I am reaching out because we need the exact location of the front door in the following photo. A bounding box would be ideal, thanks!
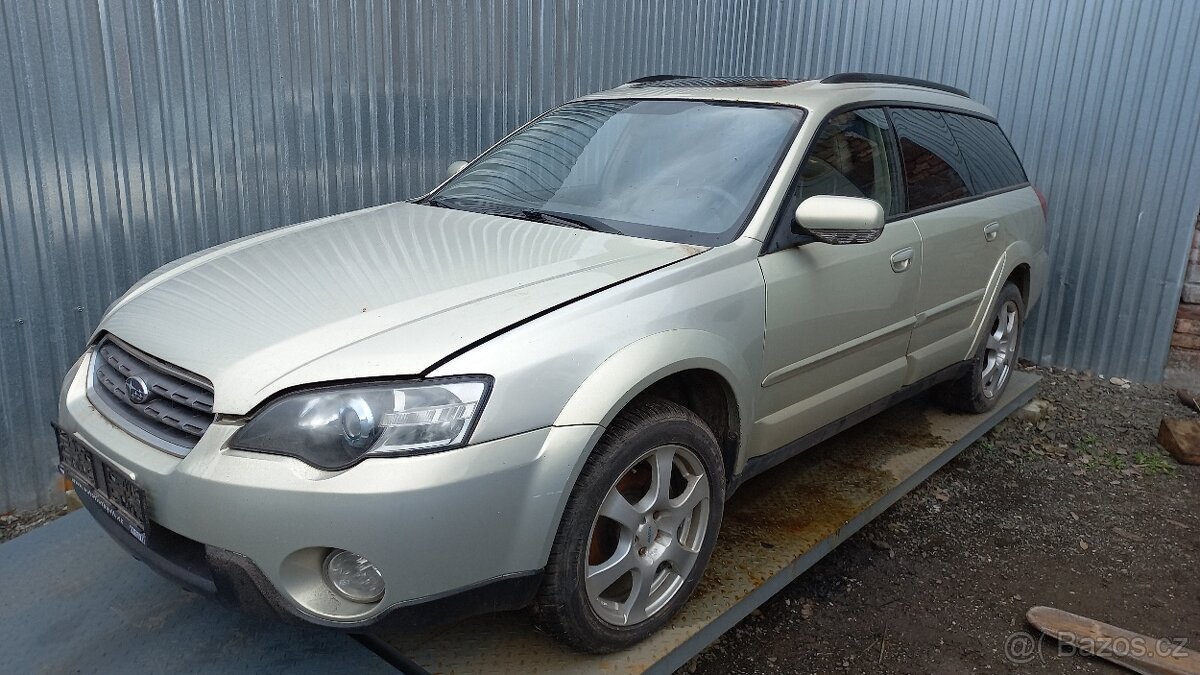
[751,108,922,458]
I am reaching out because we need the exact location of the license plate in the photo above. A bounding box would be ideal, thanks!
[52,423,148,544]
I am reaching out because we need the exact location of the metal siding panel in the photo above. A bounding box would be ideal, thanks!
[2,0,1200,509]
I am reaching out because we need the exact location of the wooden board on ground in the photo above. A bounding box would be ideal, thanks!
[1027,606,1199,675]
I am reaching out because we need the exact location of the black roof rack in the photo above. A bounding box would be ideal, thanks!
[625,74,693,85]
[622,75,799,89]
[821,72,970,98]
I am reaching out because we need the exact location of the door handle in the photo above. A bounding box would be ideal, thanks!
[983,221,1000,242]
[890,247,914,273]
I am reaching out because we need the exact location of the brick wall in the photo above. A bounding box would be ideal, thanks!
[1173,217,1200,350]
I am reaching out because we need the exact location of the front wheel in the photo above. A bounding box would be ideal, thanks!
[938,282,1025,413]
[533,398,725,653]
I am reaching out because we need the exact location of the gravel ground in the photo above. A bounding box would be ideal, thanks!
[685,365,1199,674]
[0,501,73,544]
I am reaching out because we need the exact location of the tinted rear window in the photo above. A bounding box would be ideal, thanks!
[889,108,972,211]
[944,113,1028,193]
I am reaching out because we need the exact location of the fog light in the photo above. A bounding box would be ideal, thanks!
[323,549,385,603]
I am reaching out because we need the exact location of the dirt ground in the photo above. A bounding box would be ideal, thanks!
[686,365,1200,674]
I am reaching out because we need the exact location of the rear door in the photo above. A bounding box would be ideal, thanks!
[889,107,1000,382]
[751,107,922,457]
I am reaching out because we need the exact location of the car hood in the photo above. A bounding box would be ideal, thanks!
[97,202,703,414]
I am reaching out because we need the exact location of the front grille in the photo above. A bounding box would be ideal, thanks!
[87,336,215,455]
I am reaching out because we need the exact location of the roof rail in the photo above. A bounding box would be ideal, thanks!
[821,72,970,98]
[624,74,694,85]
[622,75,800,89]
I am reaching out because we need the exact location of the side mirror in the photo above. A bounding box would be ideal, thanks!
[792,195,885,245]
[447,160,469,179]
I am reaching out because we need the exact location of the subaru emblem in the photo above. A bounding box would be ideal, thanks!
[126,376,151,404]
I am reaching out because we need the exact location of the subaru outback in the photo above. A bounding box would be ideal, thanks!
[55,73,1047,653]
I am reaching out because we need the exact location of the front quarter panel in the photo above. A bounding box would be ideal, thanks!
[428,241,766,466]
[550,330,752,435]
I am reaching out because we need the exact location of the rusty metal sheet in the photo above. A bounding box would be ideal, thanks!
[373,372,1039,674]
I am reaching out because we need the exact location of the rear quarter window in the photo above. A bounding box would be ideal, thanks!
[889,108,972,211]
[943,113,1029,193]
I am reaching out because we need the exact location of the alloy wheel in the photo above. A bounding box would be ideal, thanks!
[981,299,1019,398]
[585,444,711,626]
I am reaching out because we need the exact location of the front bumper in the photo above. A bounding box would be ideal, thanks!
[75,487,543,631]
[58,352,601,628]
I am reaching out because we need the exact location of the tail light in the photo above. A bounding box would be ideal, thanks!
[1034,186,1049,220]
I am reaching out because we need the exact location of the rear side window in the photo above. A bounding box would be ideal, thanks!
[943,113,1028,193]
[889,108,972,211]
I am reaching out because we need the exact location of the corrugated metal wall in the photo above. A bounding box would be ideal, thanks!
[2,0,1199,510]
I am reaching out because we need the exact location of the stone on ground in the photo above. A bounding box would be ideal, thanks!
[1013,399,1052,424]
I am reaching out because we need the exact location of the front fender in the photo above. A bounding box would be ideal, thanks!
[552,329,757,471]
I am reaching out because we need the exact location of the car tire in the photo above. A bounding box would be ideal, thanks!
[938,282,1025,414]
[533,397,725,653]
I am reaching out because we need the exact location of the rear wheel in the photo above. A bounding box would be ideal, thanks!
[938,282,1025,413]
[533,398,725,653]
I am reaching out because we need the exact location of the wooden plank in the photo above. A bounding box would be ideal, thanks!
[1027,606,1200,675]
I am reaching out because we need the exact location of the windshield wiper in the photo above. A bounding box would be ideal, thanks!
[517,208,617,234]
[422,197,457,209]
[422,198,617,234]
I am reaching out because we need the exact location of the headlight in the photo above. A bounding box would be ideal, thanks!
[229,377,491,470]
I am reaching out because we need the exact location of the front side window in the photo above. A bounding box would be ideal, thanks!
[428,99,805,245]
[792,108,899,216]
[889,108,972,211]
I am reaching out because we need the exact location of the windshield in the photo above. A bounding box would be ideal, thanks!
[426,99,804,245]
